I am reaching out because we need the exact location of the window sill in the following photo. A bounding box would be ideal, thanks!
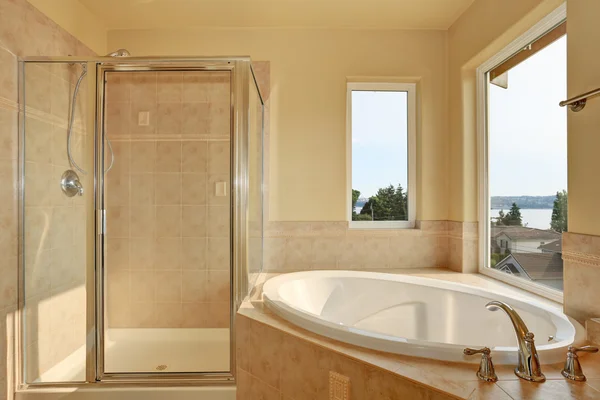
[349,220,416,230]
[479,267,563,304]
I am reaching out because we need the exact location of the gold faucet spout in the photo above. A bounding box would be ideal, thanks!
[485,300,546,382]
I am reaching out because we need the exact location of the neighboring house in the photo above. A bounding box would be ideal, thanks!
[539,239,562,253]
[493,252,564,290]
[491,226,561,255]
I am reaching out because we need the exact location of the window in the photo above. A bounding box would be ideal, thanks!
[346,82,416,228]
[478,6,566,300]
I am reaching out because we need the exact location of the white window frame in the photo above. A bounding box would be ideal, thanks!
[476,4,566,303]
[346,82,417,229]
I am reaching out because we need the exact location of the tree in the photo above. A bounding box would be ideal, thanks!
[359,184,407,221]
[494,209,506,226]
[551,190,568,233]
[352,189,361,217]
[503,202,523,226]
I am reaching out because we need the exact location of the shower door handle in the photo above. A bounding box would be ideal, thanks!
[97,209,106,235]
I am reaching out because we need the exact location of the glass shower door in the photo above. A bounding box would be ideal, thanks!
[21,61,95,383]
[101,67,233,375]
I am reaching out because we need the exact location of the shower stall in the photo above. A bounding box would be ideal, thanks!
[17,56,264,388]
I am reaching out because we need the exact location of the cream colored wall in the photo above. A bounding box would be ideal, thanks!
[561,0,600,323]
[446,0,563,222]
[27,0,107,54]
[108,28,448,222]
[566,0,600,237]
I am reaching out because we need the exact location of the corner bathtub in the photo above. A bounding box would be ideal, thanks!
[262,271,585,365]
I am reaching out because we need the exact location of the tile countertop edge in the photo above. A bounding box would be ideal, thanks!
[238,268,600,400]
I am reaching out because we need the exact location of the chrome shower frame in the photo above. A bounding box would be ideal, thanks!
[16,56,263,389]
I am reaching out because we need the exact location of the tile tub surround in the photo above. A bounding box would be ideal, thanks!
[588,319,600,345]
[263,221,478,272]
[0,0,96,390]
[563,232,600,323]
[237,269,600,400]
[104,70,232,329]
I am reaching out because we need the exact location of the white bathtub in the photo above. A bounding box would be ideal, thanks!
[263,270,585,365]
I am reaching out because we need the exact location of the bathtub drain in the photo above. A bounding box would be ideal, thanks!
[156,365,168,371]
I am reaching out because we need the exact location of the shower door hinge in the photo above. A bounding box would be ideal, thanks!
[97,209,106,235]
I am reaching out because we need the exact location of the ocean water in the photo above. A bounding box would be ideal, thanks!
[491,208,553,230]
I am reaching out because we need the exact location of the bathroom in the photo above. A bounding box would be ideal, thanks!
[1,0,600,398]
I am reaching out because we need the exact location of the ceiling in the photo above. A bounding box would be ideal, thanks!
[78,0,475,31]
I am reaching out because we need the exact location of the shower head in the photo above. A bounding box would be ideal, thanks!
[105,49,131,57]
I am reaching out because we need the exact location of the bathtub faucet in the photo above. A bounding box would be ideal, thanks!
[485,300,546,382]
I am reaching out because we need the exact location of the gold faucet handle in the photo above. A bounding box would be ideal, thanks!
[464,347,498,382]
[562,345,598,381]
[464,347,491,356]
[568,345,599,355]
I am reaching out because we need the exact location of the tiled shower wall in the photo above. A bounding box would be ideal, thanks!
[0,0,95,392]
[104,71,232,329]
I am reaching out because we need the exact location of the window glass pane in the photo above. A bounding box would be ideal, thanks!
[487,34,566,291]
[351,91,408,221]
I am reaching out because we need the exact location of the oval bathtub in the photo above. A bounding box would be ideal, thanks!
[262,270,585,365]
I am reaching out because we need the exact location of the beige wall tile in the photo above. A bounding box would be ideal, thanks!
[208,141,230,173]
[181,303,209,328]
[130,271,156,303]
[157,103,182,135]
[106,72,131,103]
[105,102,130,137]
[157,72,183,103]
[182,237,207,269]
[130,302,156,328]
[156,205,181,237]
[155,270,182,302]
[207,301,230,328]
[130,173,155,206]
[182,173,207,205]
[155,302,183,327]
[155,173,181,205]
[130,237,154,270]
[182,141,207,172]
[236,368,280,400]
[0,47,18,102]
[208,238,230,270]
[182,270,207,303]
[107,238,130,271]
[207,270,230,302]
[154,237,182,270]
[156,141,182,172]
[249,321,283,389]
[182,102,210,135]
[0,108,17,161]
[130,206,156,238]
[182,205,207,237]
[107,206,130,238]
[130,141,156,173]
[207,205,229,238]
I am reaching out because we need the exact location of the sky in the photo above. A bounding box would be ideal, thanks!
[489,36,567,196]
[351,35,567,200]
[351,91,408,198]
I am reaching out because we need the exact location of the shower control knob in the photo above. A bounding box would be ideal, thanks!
[61,169,84,197]
[464,347,498,382]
